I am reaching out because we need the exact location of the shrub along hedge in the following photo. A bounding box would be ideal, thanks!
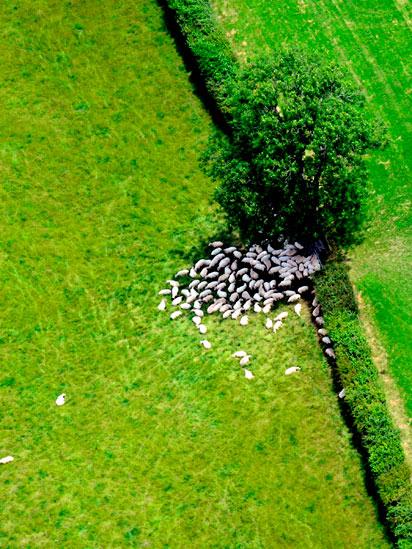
[162,0,237,116]
[162,0,412,545]
[315,258,412,546]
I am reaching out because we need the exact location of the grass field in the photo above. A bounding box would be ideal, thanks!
[211,0,412,419]
[0,0,390,545]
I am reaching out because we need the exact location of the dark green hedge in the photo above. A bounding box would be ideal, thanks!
[162,1,412,545]
[315,259,412,546]
[163,0,237,114]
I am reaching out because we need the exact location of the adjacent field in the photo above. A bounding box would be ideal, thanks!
[212,0,412,418]
[0,0,389,546]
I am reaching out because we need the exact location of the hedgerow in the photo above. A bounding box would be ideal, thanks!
[315,259,412,545]
[162,0,412,544]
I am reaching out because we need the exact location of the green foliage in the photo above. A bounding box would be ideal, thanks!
[204,51,382,246]
[164,0,237,108]
[315,260,412,545]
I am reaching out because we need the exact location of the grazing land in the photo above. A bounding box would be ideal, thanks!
[212,0,412,418]
[0,0,389,546]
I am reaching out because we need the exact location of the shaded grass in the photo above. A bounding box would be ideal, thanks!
[0,0,390,545]
[211,0,412,417]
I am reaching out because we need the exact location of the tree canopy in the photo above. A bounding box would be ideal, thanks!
[203,49,383,247]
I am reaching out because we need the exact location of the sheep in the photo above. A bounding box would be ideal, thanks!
[180,303,192,310]
[297,286,309,294]
[175,268,189,277]
[275,312,288,321]
[318,328,328,336]
[217,290,227,299]
[170,310,182,320]
[273,320,283,332]
[0,456,14,464]
[200,268,208,278]
[325,348,335,359]
[287,294,301,303]
[200,339,212,349]
[206,271,219,279]
[322,337,332,345]
[222,309,233,319]
[338,388,346,399]
[285,366,301,375]
[218,257,231,270]
[232,350,247,358]
[210,253,225,266]
[240,355,251,366]
[189,268,197,278]
[55,393,66,406]
[158,289,171,295]
[194,309,204,317]
[233,300,243,311]
[243,300,252,311]
[167,280,179,287]
[218,273,230,282]
[237,284,247,293]
[203,295,214,303]
[294,303,302,316]
[157,299,167,311]
[209,241,223,248]
[192,316,201,325]
[239,315,249,326]
[198,324,207,334]
[244,369,254,380]
[242,273,251,283]
[262,304,272,314]
[224,246,237,253]
[253,293,263,302]
[294,242,304,250]
[171,286,179,299]
[278,279,291,288]
[229,292,239,303]
[233,250,242,259]
[312,305,320,317]
[172,296,183,306]
[211,247,222,256]
[272,293,284,301]
[315,316,324,326]
[231,260,238,271]
[231,309,242,320]
[265,318,273,329]
[254,303,262,313]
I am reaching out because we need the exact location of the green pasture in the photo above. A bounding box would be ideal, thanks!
[0,0,389,545]
[211,0,412,417]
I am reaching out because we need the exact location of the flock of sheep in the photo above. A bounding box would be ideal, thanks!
[158,240,336,377]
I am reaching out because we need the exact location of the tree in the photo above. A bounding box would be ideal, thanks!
[203,49,383,247]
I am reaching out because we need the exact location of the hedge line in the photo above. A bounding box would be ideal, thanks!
[162,0,238,116]
[315,259,412,546]
[161,0,412,545]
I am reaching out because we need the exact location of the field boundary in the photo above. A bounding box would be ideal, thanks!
[160,0,412,545]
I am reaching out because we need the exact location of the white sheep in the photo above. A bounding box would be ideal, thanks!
[170,310,182,320]
[0,456,14,464]
[157,299,167,311]
[275,312,288,321]
[158,289,171,295]
[176,269,189,277]
[285,366,301,376]
[198,324,207,334]
[239,315,249,326]
[244,368,254,379]
[240,355,251,366]
[232,350,247,358]
[273,320,283,332]
[200,340,211,349]
[55,393,66,406]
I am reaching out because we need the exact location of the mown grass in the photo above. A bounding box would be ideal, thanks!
[0,0,390,545]
[211,0,412,418]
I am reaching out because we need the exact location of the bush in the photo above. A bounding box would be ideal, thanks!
[315,259,412,545]
[203,51,383,247]
[163,0,237,112]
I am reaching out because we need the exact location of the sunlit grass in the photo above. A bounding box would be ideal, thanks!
[0,0,389,545]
